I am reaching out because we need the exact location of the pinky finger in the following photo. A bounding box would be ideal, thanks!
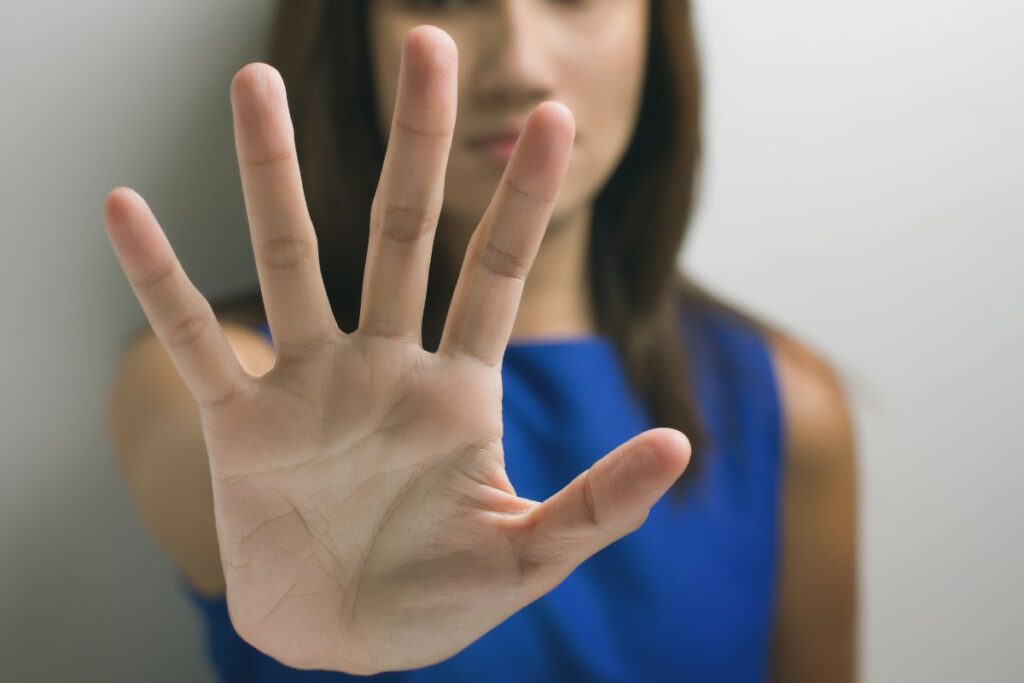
[104,187,252,409]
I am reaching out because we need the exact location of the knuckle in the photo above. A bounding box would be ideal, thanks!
[394,112,451,140]
[371,199,439,244]
[256,233,317,270]
[506,174,555,207]
[580,469,601,528]
[133,258,177,293]
[479,239,531,282]
[161,307,213,351]
[242,146,295,168]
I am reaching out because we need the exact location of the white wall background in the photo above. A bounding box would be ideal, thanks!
[1,1,1021,681]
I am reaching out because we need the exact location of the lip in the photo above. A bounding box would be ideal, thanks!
[469,125,525,145]
[468,123,579,165]
[470,134,520,164]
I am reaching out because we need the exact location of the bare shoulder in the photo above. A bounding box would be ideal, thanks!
[116,320,274,386]
[762,328,858,681]
[107,318,276,597]
[762,328,856,470]
[108,319,275,461]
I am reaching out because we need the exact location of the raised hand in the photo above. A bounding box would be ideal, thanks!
[103,26,690,675]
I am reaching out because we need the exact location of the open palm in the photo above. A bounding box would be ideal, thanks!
[104,26,690,675]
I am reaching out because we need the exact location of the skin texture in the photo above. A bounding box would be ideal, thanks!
[368,0,650,338]
[106,1,857,677]
[104,26,691,674]
[768,332,858,683]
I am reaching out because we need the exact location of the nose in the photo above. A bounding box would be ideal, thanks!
[475,0,557,109]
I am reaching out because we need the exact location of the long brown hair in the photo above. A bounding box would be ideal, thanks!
[210,0,787,494]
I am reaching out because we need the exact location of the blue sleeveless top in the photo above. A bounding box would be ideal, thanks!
[185,303,784,682]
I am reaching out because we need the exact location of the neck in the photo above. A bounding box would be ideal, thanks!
[512,203,595,340]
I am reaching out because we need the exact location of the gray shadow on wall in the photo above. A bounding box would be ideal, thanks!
[2,1,280,680]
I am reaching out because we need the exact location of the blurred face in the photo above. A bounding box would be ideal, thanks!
[368,0,650,247]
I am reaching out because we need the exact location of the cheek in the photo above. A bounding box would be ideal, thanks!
[562,37,647,199]
[374,7,647,221]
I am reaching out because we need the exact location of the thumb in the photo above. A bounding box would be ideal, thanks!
[518,428,691,582]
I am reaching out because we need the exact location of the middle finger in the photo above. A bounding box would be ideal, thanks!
[359,26,458,344]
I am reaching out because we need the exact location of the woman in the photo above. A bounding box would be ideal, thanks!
[105,1,856,680]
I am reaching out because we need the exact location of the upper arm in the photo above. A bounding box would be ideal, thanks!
[765,330,858,683]
[107,321,275,596]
